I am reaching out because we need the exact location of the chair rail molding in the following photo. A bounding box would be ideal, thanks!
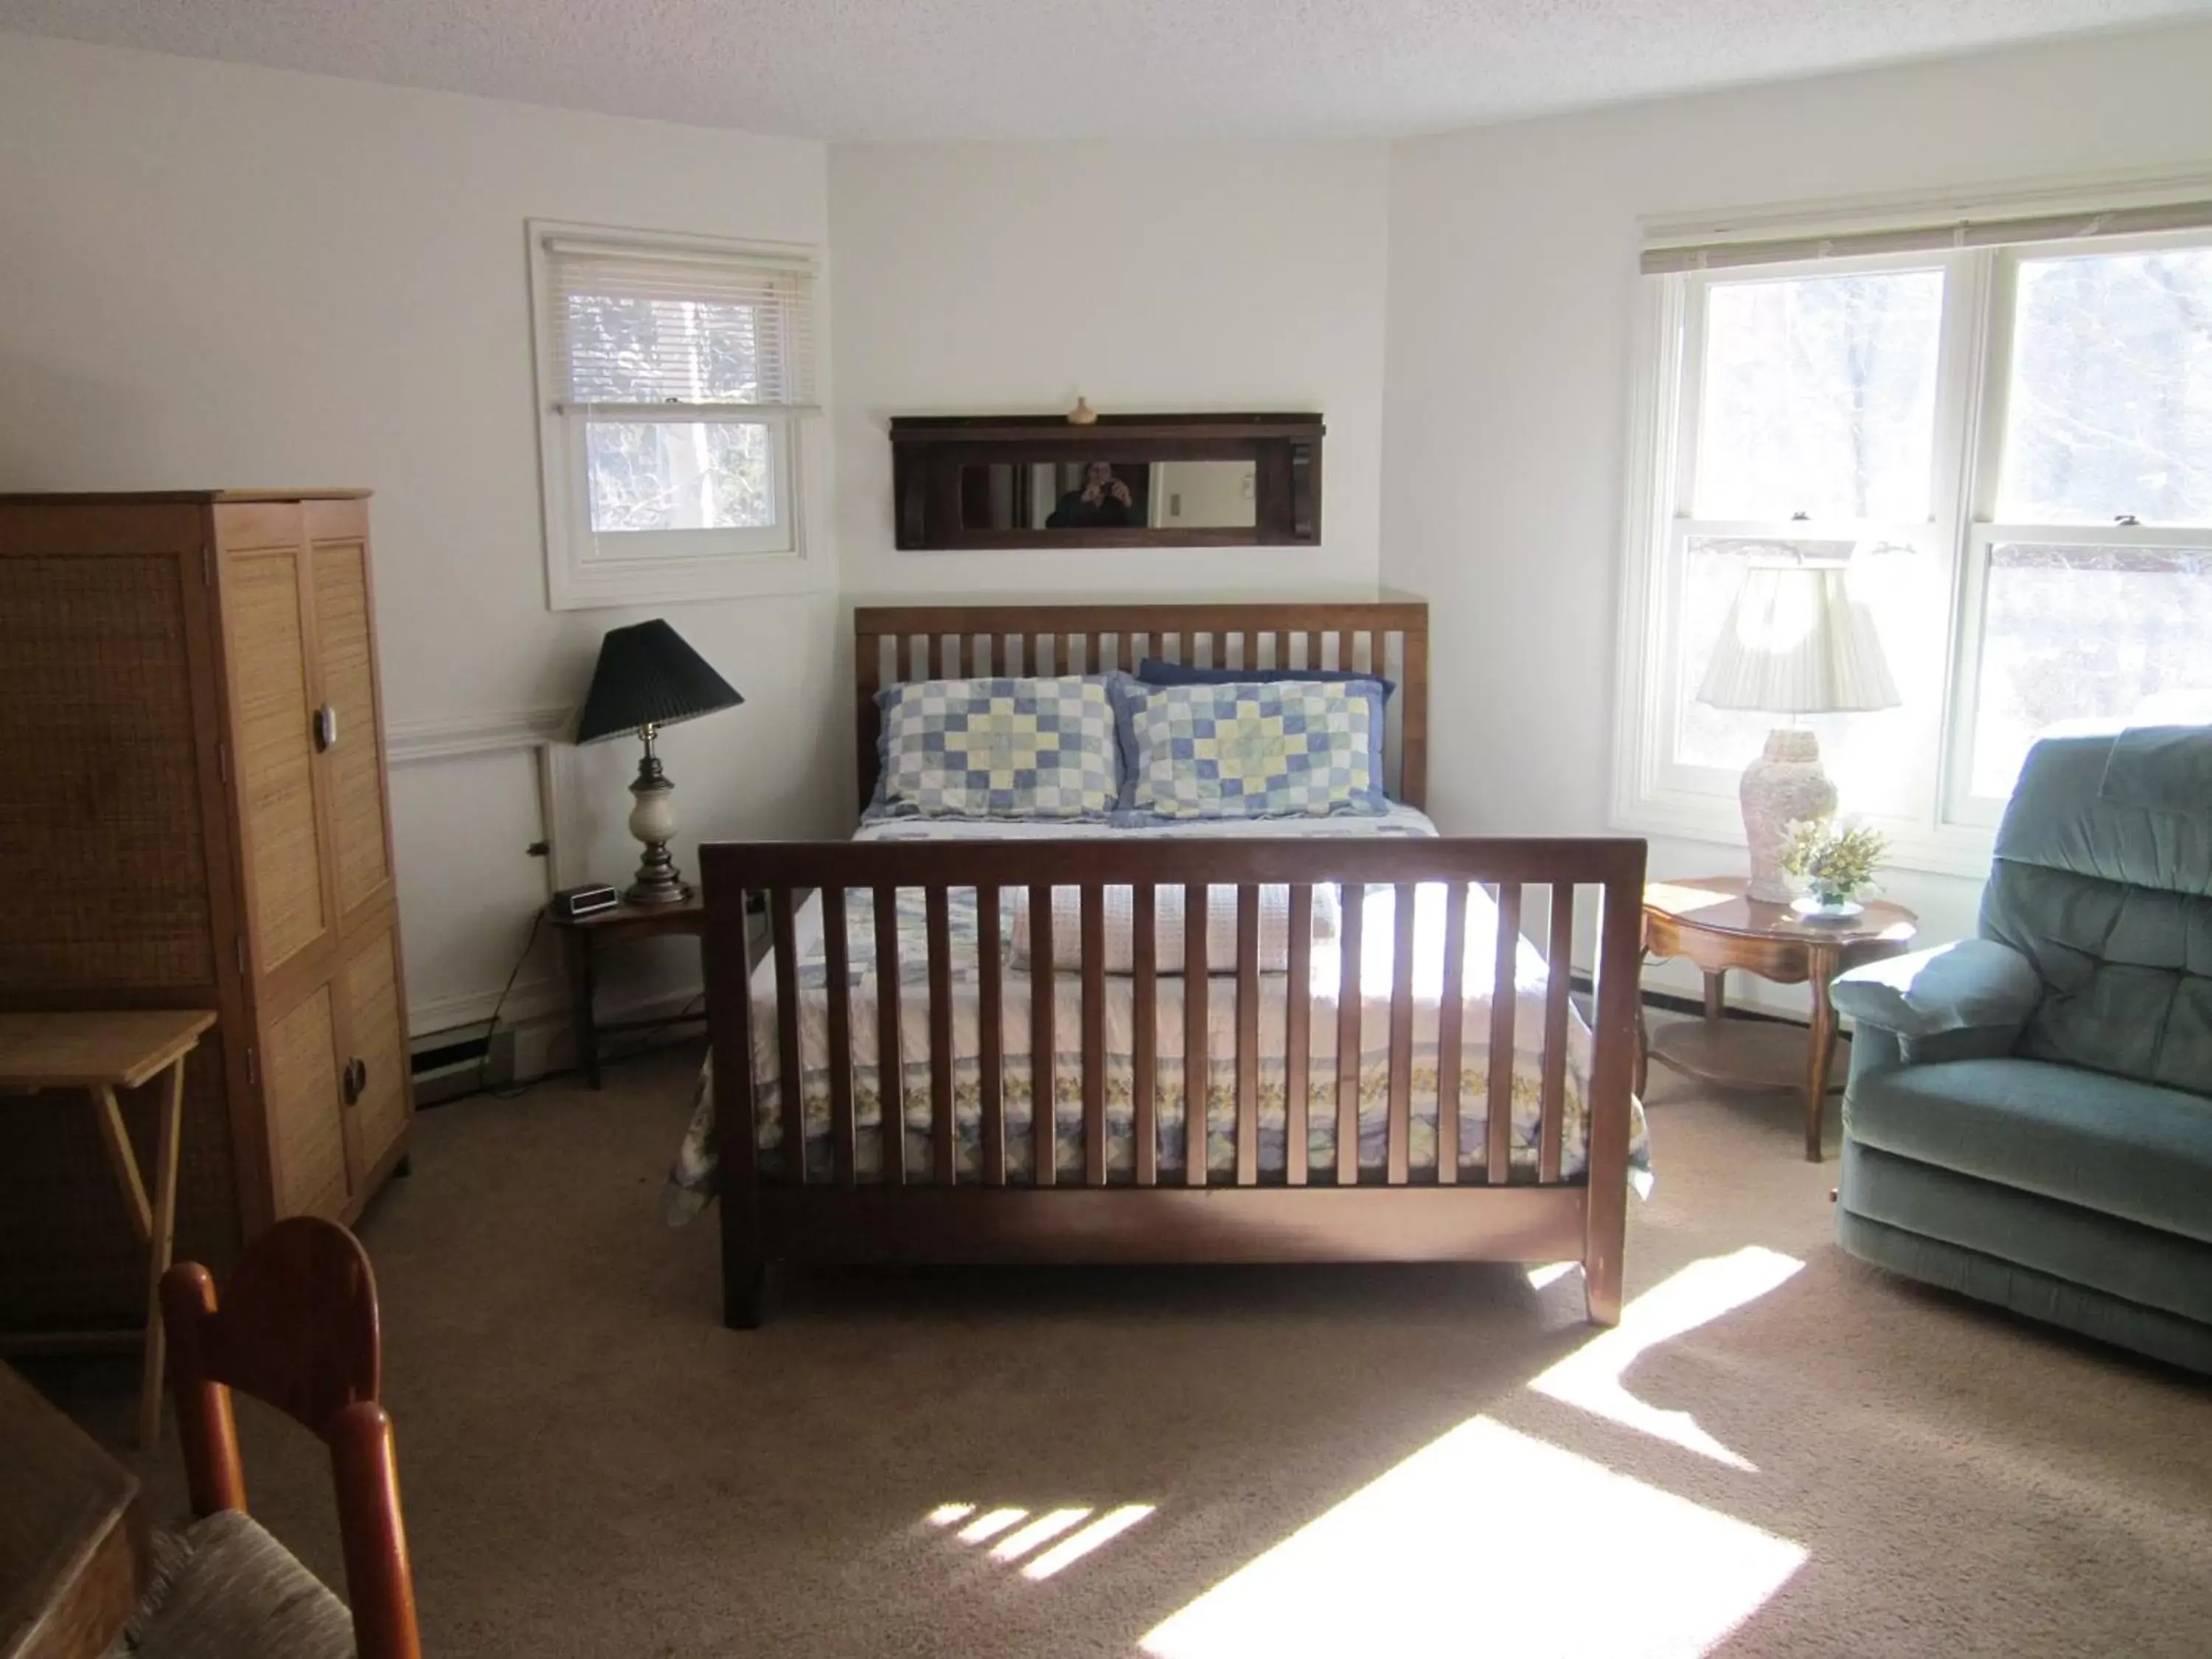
[385,705,574,764]
[386,705,585,1036]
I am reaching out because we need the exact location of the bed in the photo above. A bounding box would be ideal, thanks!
[684,603,1647,1328]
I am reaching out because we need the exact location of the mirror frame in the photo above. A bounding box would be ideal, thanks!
[889,412,1323,550]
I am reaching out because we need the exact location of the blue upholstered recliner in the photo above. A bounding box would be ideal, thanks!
[1832,725,2212,1374]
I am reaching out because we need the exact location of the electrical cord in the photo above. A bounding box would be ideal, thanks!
[473,908,543,1099]
[425,911,709,1107]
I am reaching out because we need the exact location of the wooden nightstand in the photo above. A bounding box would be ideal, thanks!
[1641,877,1917,1161]
[547,895,708,1091]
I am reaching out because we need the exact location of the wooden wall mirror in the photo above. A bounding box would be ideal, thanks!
[890,413,1323,550]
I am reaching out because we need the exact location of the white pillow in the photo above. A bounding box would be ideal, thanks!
[1007,883,1340,975]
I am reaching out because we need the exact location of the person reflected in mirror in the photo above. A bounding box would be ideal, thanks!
[1046,461,1135,528]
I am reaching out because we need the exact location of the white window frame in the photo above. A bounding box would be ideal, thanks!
[527,220,826,611]
[1613,197,2212,880]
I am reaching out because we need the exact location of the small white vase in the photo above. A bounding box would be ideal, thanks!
[1740,728,1836,904]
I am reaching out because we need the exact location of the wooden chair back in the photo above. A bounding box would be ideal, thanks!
[161,1217,421,1659]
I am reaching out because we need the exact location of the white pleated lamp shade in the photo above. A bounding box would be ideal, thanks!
[1697,566,1901,714]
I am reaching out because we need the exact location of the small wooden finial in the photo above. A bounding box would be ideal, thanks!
[1067,397,1097,425]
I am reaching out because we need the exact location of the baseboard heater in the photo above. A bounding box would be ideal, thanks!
[409,1024,521,1107]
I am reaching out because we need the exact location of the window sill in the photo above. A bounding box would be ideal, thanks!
[546,547,830,612]
[1610,790,1997,882]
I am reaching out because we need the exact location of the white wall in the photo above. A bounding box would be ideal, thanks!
[14,24,2212,1034]
[0,34,844,1034]
[830,140,1391,611]
[1381,22,2212,1003]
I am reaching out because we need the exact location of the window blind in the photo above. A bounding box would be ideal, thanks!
[543,236,818,412]
[1641,196,2212,276]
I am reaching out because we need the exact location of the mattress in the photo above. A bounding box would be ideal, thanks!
[662,808,1650,1222]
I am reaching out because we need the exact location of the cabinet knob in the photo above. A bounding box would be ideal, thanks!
[343,1056,367,1104]
[313,704,338,751]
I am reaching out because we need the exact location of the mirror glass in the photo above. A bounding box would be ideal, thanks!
[957,460,1257,531]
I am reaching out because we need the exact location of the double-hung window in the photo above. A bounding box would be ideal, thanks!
[1615,184,2212,873]
[530,223,821,610]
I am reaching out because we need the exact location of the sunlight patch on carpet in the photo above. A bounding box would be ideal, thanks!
[918,1500,1156,1582]
[990,1507,1094,1562]
[1023,1505,1156,1580]
[1139,1419,1802,1658]
[956,1506,1029,1544]
[1529,1245,1804,1471]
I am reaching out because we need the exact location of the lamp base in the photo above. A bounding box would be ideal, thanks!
[1740,728,1836,904]
[625,754,692,906]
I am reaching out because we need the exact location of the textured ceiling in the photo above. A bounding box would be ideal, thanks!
[2,0,2208,141]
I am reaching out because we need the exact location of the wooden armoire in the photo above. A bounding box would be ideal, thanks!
[0,491,412,1329]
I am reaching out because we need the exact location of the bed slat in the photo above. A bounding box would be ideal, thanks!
[874,886,905,1186]
[1336,883,1363,1186]
[1400,627,1430,810]
[926,886,956,1186]
[1184,883,1208,1188]
[1082,883,1107,1186]
[1235,884,1260,1186]
[771,888,805,1186]
[855,638,885,815]
[1285,883,1312,1186]
[1305,630,1323,672]
[1436,882,1467,1186]
[978,884,1006,1186]
[1031,883,1056,1186]
[1541,883,1575,1186]
[1133,885,1158,1186]
[821,887,856,1186]
[927,633,945,680]
[1387,883,1416,1186]
[1487,883,1522,1184]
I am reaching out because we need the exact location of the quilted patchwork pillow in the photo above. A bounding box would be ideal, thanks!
[1114,678,1388,818]
[877,676,1119,818]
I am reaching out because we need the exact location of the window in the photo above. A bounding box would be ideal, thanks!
[529,223,821,610]
[1616,188,2212,874]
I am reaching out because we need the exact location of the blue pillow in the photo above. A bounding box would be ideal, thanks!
[1113,678,1388,818]
[874,675,1120,818]
[1135,658,1396,700]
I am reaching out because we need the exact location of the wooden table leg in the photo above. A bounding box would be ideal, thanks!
[91,1085,153,1244]
[1633,1000,1649,1099]
[139,1058,187,1448]
[563,928,602,1091]
[1804,948,1842,1163]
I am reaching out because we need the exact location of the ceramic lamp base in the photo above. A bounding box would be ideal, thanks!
[1740,728,1836,904]
[625,757,691,905]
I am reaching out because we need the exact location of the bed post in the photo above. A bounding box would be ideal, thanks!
[1582,844,1648,1326]
[703,848,769,1329]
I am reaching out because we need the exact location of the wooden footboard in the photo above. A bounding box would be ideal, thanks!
[701,835,1646,1329]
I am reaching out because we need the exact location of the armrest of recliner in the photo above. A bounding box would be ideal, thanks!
[1831,938,2039,1067]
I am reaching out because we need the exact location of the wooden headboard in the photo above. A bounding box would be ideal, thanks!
[853,602,1429,811]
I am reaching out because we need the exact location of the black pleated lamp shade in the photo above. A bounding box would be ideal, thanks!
[574,620,744,743]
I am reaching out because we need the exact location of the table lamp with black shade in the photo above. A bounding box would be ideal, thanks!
[574,619,744,905]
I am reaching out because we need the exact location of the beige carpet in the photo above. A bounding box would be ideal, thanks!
[32,1037,2212,1658]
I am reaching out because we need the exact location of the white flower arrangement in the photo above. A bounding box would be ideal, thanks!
[1778,817,1888,910]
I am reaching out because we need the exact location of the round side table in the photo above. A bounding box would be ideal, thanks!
[1640,877,1917,1161]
